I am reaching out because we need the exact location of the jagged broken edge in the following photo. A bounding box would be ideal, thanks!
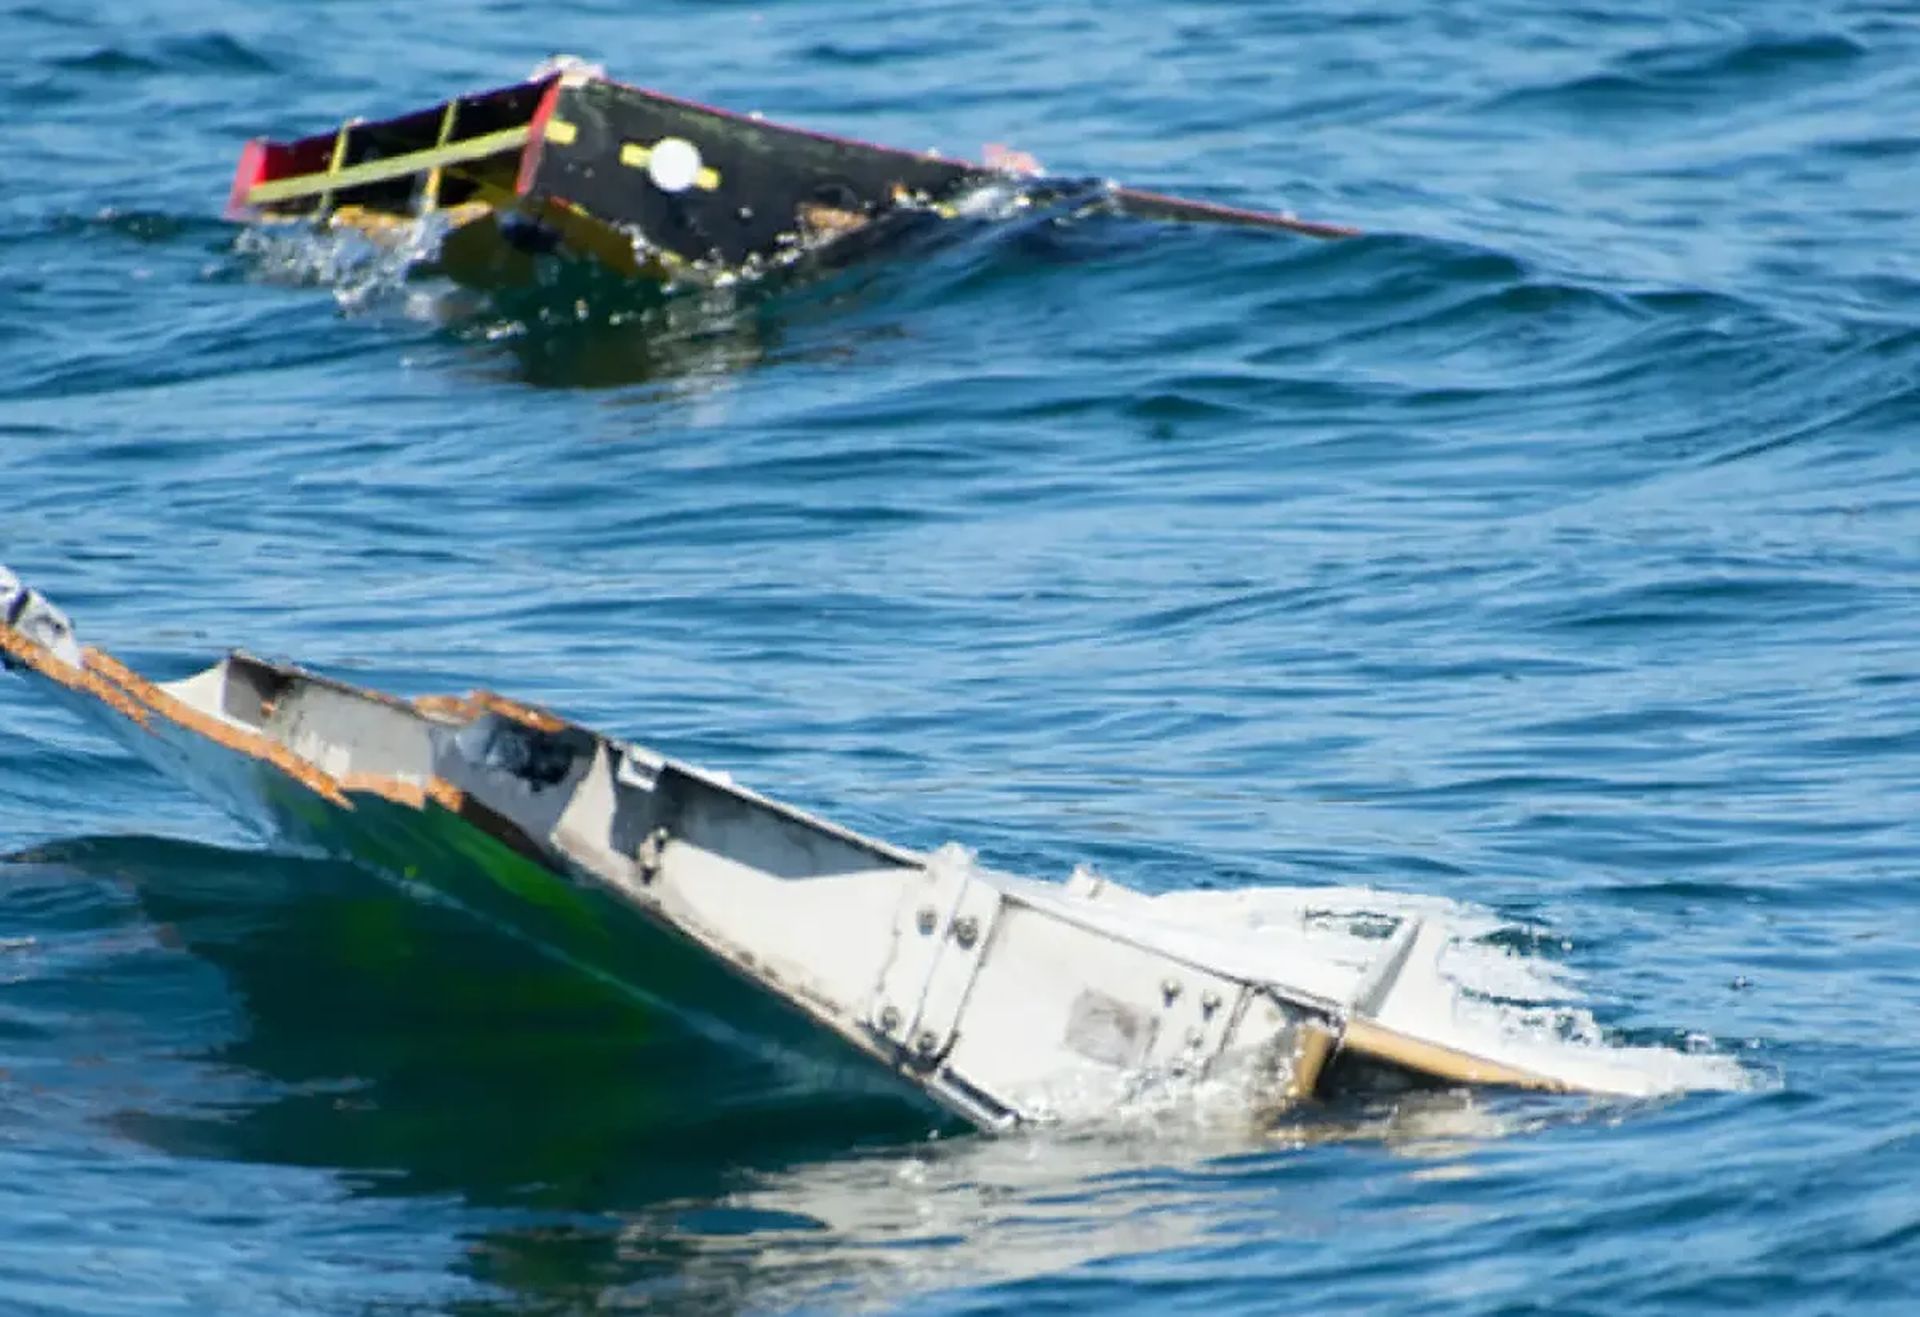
[0,571,1598,1131]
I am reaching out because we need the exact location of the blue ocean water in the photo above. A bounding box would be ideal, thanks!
[3,0,1918,1311]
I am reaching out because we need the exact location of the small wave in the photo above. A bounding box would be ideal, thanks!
[1822,135,1920,161]
[1615,30,1868,81]
[157,31,276,73]
[218,179,1125,387]
[49,47,165,75]
[40,207,222,246]
[1534,571,1869,639]
[1484,29,1870,121]
[46,32,274,77]
[229,216,467,315]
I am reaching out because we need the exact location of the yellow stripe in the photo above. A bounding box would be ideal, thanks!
[314,120,355,213]
[544,117,577,145]
[248,125,532,206]
[453,176,669,280]
[420,100,460,213]
[617,141,721,191]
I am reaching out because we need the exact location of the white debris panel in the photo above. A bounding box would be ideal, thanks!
[0,567,1698,1131]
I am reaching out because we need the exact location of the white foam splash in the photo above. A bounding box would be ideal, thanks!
[230,212,463,314]
[1148,879,1752,1104]
[945,179,1035,221]
[979,868,1754,1130]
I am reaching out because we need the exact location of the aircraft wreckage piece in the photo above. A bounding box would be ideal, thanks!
[225,63,1356,283]
[1,568,1671,1130]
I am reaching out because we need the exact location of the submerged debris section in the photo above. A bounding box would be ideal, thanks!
[1,568,1720,1130]
[225,63,1357,289]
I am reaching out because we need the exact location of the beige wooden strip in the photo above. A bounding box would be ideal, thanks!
[1342,1018,1571,1092]
[1280,1020,1340,1100]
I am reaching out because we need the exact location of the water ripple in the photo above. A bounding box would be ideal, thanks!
[4,0,1920,1311]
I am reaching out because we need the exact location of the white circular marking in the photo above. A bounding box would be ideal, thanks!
[647,137,703,193]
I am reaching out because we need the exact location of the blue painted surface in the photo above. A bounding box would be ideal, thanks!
[2,1,1917,1311]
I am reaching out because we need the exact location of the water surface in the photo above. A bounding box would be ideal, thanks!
[3,0,1917,1312]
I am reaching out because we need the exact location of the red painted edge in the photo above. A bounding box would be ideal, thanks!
[514,79,563,197]
[226,72,1358,238]
[224,139,269,219]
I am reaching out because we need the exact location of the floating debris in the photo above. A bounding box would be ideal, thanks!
[224,62,1358,289]
[0,568,1730,1131]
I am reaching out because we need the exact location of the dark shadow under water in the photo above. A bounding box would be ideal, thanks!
[4,836,941,1198]
[244,189,1259,393]
[0,832,1626,1311]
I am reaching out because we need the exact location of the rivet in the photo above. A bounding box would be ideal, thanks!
[635,826,669,884]
[879,1005,901,1032]
[916,906,937,935]
[1200,990,1223,1017]
[915,1030,939,1055]
[953,915,979,949]
[1161,978,1182,1005]
[1186,1026,1206,1048]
